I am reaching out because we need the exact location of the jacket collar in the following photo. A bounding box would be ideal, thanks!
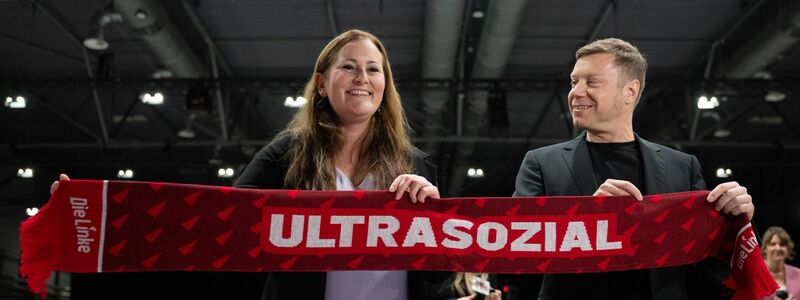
[561,131,665,195]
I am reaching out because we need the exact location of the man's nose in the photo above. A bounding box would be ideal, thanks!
[569,82,586,98]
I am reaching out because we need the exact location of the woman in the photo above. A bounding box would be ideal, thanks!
[233,29,448,300]
[51,29,448,299]
[436,273,502,300]
[761,226,799,300]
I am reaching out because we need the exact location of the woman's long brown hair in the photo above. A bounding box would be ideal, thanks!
[280,29,413,190]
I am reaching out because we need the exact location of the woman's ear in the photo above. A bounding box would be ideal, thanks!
[316,73,326,97]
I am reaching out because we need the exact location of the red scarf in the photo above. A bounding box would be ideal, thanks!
[20,180,777,299]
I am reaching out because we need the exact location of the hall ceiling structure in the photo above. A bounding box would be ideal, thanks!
[2,0,800,225]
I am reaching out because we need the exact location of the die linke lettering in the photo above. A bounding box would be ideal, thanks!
[261,208,628,257]
[736,229,759,270]
[70,197,97,253]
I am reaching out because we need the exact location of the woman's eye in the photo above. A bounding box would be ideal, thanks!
[342,65,355,70]
[368,67,381,73]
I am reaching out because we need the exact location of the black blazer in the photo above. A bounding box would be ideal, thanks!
[234,134,448,300]
[513,132,730,300]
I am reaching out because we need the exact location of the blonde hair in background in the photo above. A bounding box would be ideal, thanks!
[280,29,413,190]
[576,38,648,103]
[761,226,796,260]
[453,272,489,296]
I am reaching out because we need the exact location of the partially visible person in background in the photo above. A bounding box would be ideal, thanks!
[435,272,501,300]
[762,226,799,300]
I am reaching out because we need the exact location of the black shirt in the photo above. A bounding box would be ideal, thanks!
[586,140,651,300]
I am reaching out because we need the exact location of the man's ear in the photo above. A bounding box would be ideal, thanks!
[625,79,640,105]
[316,72,326,97]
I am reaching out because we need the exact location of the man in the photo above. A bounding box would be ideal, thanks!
[513,38,754,299]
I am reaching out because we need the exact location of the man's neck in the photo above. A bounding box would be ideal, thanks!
[585,129,635,143]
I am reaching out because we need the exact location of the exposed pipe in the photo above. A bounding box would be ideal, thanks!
[83,7,124,51]
[113,0,205,78]
[419,0,466,154]
[83,49,110,142]
[448,0,528,195]
[725,1,800,78]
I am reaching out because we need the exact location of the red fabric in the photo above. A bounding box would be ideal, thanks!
[20,180,777,298]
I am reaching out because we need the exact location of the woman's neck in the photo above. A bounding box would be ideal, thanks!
[766,259,785,274]
[336,120,370,176]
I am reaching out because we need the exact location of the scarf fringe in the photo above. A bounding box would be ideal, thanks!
[19,197,57,297]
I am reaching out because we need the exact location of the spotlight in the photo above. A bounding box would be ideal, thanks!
[140,92,164,105]
[472,10,485,19]
[284,96,307,108]
[17,168,34,178]
[26,207,39,217]
[117,169,134,179]
[467,168,485,178]
[697,95,719,109]
[715,168,732,178]
[4,95,26,108]
[217,167,235,178]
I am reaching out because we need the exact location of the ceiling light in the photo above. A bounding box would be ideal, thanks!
[715,168,732,178]
[83,37,109,51]
[152,69,173,79]
[747,115,783,125]
[472,10,485,19]
[140,92,164,105]
[4,95,26,108]
[117,169,134,179]
[26,207,39,217]
[713,128,731,138]
[284,96,307,108]
[17,168,33,178]
[218,167,235,178]
[134,9,149,19]
[697,95,719,109]
[178,128,196,139]
[765,90,786,102]
[467,168,484,178]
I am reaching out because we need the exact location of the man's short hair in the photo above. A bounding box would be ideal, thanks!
[576,38,647,101]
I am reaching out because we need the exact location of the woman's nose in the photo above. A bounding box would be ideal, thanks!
[354,68,368,84]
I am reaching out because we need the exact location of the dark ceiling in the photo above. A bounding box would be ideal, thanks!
[2,0,800,236]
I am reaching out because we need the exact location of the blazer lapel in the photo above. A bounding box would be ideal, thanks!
[638,135,665,195]
[561,132,598,196]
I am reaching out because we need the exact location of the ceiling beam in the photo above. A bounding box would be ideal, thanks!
[0,32,84,65]
[683,0,767,77]
[324,0,339,37]
[180,0,233,77]
[6,137,800,151]
[585,0,616,44]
